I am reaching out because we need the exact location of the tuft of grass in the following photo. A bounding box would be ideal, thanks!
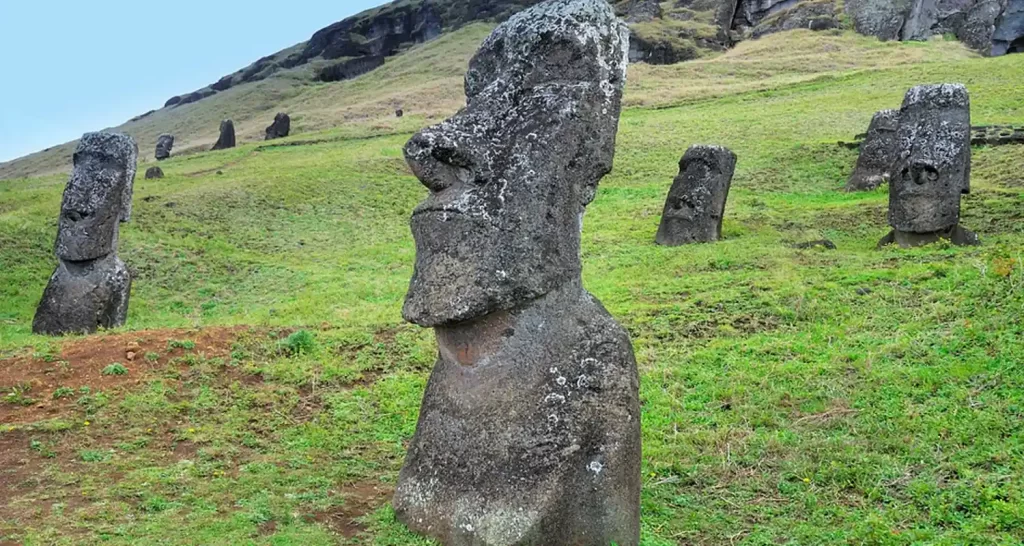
[279,330,317,356]
[102,363,129,376]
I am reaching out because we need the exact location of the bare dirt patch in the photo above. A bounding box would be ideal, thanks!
[313,482,394,538]
[0,326,249,426]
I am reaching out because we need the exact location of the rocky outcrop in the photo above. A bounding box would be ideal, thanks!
[752,0,840,38]
[992,0,1024,54]
[971,125,1024,145]
[316,56,386,82]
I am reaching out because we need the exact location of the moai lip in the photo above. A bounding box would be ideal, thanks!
[34,132,137,336]
[880,84,979,248]
[392,1,641,544]
[847,109,899,192]
[655,145,737,246]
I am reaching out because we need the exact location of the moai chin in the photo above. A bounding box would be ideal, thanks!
[211,119,236,150]
[879,84,979,248]
[33,132,137,336]
[847,109,899,192]
[392,1,641,544]
[655,145,737,246]
[155,134,174,161]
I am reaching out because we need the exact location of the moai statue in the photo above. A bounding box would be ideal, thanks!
[265,113,290,140]
[392,1,640,544]
[155,134,174,160]
[395,108,404,118]
[33,133,137,335]
[211,119,236,150]
[847,109,899,192]
[879,84,979,248]
[655,145,737,246]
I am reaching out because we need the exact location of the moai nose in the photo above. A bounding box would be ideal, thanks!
[404,130,476,193]
[909,161,940,185]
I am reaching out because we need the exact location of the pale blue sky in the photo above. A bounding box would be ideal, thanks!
[0,0,382,162]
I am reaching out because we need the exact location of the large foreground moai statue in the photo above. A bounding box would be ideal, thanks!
[392,1,641,544]
[211,119,236,150]
[847,109,899,192]
[879,84,979,248]
[33,133,137,335]
[655,145,737,246]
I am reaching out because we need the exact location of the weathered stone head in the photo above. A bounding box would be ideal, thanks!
[211,119,236,150]
[655,145,736,246]
[402,0,629,327]
[846,109,899,192]
[55,133,138,262]
[881,84,978,247]
[155,134,174,160]
[265,113,291,140]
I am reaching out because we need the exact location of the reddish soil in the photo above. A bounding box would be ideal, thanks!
[0,326,248,426]
[313,482,394,538]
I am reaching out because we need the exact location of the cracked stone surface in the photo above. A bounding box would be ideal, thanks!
[392,1,641,544]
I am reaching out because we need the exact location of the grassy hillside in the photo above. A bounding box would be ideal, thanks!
[2,28,1024,545]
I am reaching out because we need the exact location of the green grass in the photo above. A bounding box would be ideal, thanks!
[2,29,1024,545]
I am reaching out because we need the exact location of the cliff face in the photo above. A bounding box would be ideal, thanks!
[161,0,1024,110]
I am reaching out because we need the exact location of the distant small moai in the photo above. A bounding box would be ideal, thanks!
[211,119,236,150]
[655,145,737,246]
[395,108,404,118]
[880,84,979,248]
[847,109,899,192]
[264,113,290,140]
[33,133,137,336]
[155,134,174,160]
[145,166,164,179]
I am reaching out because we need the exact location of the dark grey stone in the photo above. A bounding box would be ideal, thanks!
[395,108,404,118]
[393,1,640,544]
[880,84,979,248]
[847,109,900,192]
[844,0,914,40]
[155,134,174,161]
[265,113,291,140]
[34,132,137,335]
[145,166,164,179]
[655,145,737,246]
[211,119,236,151]
[992,0,1024,55]
[751,0,840,38]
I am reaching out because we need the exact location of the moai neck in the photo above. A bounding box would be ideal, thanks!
[434,277,584,368]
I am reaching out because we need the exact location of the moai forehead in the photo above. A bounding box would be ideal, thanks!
[656,145,737,246]
[55,132,138,262]
[890,84,971,233]
[401,0,630,327]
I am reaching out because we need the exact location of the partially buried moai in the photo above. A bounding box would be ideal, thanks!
[33,133,137,335]
[264,113,290,140]
[211,119,236,150]
[879,84,979,248]
[655,145,737,246]
[847,109,899,192]
[392,0,640,544]
[155,134,174,160]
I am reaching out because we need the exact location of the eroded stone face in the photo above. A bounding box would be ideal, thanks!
[655,145,737,246]
[890,84,971,234]
[55,133,137,262]
[155,134,174,160]
[393,1,640,544]
[847,109,900,192]
[35,132,137,335]
[402,0,630,328]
